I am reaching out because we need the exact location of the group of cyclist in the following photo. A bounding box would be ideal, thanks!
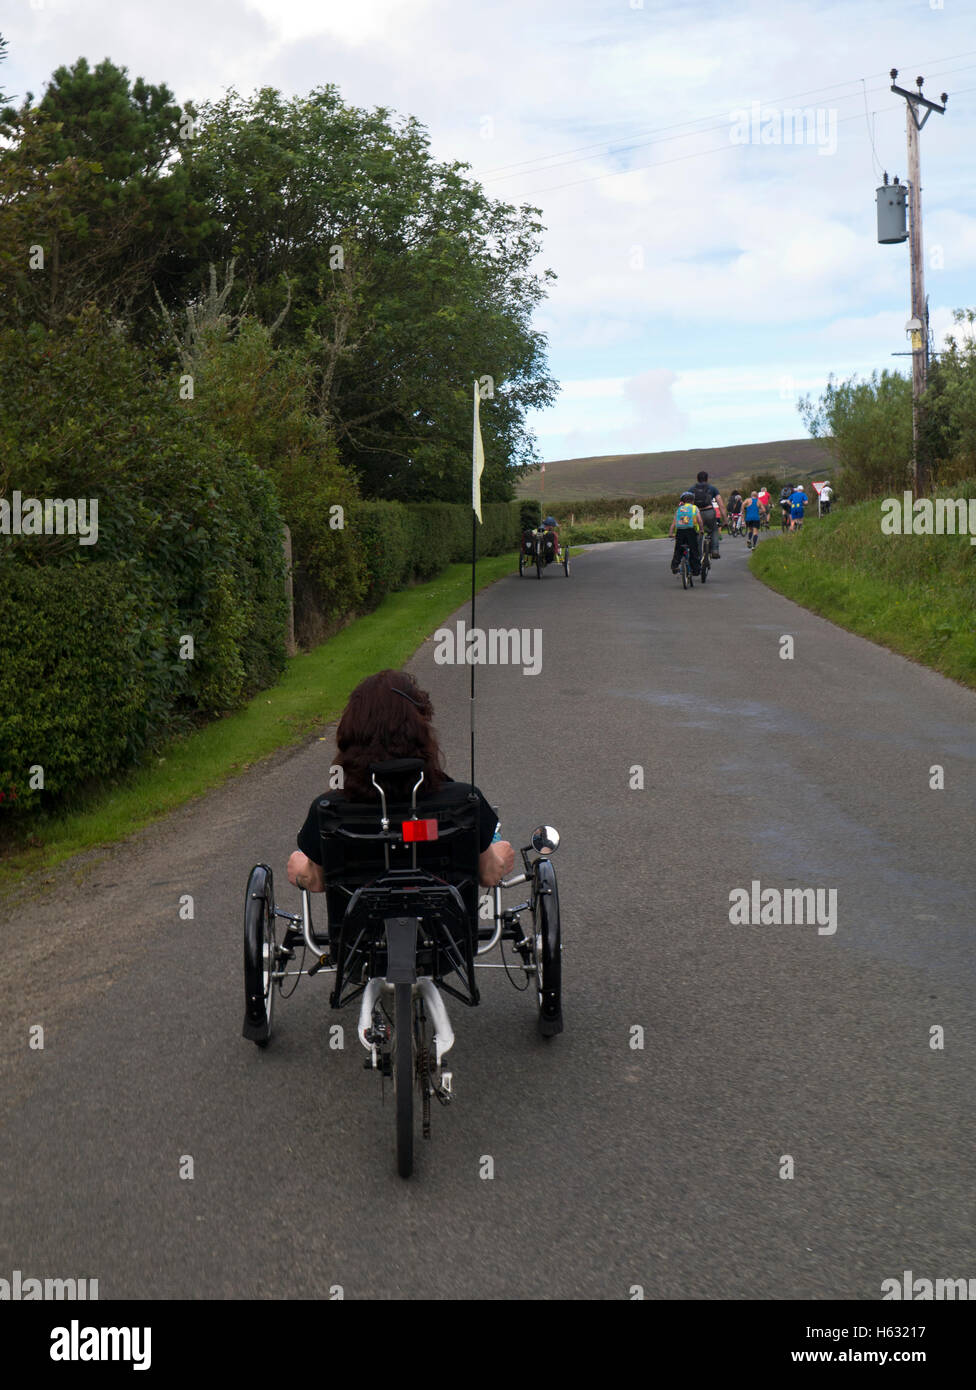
[669,473,832,576]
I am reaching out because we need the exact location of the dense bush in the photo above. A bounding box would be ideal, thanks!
[0,313,289,814]
[0,561,162,810]
[336,499,521,608]
[520,499,542,530]
[798,370,912,501]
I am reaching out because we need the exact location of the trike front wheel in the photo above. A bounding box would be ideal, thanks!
[533,861,563,1037]
[243,863,276,1047]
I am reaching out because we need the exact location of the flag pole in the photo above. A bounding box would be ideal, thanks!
[470,506,476,785]
[471,380,484,786]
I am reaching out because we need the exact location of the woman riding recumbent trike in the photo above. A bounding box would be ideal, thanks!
[242,757,563,1178]
[519,515,570,578]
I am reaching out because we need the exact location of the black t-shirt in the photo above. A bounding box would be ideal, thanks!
[297,777,499,865]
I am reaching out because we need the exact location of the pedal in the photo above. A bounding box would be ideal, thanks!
[433,1071,453,1105]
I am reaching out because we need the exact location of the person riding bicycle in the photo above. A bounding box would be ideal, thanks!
[688,471,724,559]
[287,670,515,902]
[789,484,807,530]
[541,515,559,563]
[757,486,771,525]
[727,489,743,533]
[669,491,703,575]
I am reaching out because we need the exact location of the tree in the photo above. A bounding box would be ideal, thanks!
[924,309,976,486]
[798,370,913,500]
[0,57,213,331]
[183,86,557,502]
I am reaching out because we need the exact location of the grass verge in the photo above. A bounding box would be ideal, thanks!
[567,518,670,543]
[0,553,519,889]
[750,497,976,689]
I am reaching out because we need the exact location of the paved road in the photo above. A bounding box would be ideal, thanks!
[2,536,974,1300]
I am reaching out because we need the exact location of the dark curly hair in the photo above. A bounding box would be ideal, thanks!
[334,669,448,801]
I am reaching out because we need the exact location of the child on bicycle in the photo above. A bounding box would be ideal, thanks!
[669,492,703,575]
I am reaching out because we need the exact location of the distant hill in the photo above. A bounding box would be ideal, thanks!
[517,438,835,501]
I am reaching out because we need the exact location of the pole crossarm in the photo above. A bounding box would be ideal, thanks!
[890,84,946,126]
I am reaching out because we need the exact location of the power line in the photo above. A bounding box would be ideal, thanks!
[517,84,976,198]
[480,55,976,190]
[862,77,885,181]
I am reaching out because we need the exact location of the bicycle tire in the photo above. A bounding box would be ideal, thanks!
[393,982,414,1177]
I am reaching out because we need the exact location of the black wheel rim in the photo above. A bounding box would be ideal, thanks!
[244,864,276,1044]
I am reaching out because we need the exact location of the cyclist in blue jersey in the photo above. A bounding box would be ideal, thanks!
[789,484,807,531]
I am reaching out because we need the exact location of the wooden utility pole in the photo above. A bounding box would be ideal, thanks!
[889,70,947,496]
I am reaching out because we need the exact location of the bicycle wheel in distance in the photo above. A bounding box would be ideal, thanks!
[393,982,414,1177]
[518,549,525,576]
[680,555,689,589]
[563,544,570,576]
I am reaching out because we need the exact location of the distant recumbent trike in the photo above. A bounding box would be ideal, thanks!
[519,524,570,578]
[242,758,563,1178]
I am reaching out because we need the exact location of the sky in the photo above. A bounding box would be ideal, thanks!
[3,0,976,462]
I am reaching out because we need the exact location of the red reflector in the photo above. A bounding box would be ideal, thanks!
[402,818,438,842]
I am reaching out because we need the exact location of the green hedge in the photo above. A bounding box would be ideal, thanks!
[314,498,522,612]
[0,313,523,822]
[0,562,158,808]
[0,315,289,816]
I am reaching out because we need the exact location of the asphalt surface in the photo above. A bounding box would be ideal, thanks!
[1,534,974,1300]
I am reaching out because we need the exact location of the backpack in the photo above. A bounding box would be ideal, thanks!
[692,481,713,511]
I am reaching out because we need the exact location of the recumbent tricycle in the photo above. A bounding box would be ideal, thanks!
[242,758,563,1177]
[519,523,570,578]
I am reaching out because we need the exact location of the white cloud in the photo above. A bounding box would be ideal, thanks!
[3,0,975,455]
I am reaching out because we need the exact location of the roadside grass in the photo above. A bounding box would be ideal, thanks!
[567,517,670,543]
[0,553,519,889]
[750,496,976,689]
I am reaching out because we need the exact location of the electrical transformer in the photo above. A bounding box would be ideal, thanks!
[877,183,908,244]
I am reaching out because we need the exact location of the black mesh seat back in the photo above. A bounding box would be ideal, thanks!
[316,782,482,934]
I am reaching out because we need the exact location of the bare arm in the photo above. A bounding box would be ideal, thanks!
[479,840,515,888]
[287,850,326,892]
[290,841,513,892]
